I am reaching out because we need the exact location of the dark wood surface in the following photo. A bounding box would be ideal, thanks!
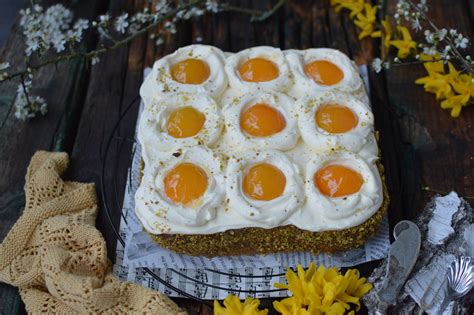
[1,0,473,314]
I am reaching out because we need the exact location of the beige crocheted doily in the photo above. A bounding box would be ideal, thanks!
[0,151,186,314]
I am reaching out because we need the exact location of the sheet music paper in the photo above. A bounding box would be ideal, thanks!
[112,65,391,299]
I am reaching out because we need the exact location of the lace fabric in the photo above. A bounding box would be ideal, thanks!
[0,151,185,314]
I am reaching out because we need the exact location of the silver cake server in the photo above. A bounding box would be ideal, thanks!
[375,220,421,314]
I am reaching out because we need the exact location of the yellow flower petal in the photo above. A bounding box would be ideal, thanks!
[381,18,392,49]
[390,26,417,58]
[274,263,373,314]
[214,295,268,315]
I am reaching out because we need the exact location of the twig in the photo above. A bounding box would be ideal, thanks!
[0,0,286,83]
[20,74,31,108]
[405,0,473,74]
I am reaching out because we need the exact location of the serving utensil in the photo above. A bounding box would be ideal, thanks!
[438,256,473,313]
[375,220,421,314]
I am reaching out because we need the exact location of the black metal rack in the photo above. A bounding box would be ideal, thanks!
[100,95,288,303]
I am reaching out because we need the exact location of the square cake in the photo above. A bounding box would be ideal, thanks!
[135,45,389,256]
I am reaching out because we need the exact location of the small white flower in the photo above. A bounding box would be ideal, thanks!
[155,37,164,46]
[33,4,43,12]
[0,62,10,71]
[91,55,100,65]
[115,13,129,34]
[454,34,469,49]
[73,18,89,39]
[206,0,219,13]
[372,58,383,73]
[14,80,48,121]
[99,14,110,25]
[417,0,428,12]
[424,30,434,43]
[51,34,66,52]
[183,7,205,19]
[195,36,203,43]
[155,0,170,14]
[411,17,421,31]
[38,97,48,115]
[422,46,438,56]
[449,29,458,36]
[164,21,176,34]
[437,28,447,41]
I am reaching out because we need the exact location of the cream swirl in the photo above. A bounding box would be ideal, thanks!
[296,91,374,154]
[140,44,228,107]
[221,91,299,151]
[286,48,367,102]
[225,46,291,94]
[138,92,223,159]
[225,150,305,227]
[135,146,226,230]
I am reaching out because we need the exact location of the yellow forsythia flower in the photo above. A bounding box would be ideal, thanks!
[353,4,378,39]
[274,263,373,314]
[370,17,392,49]
[214,294,268,315]
[389,26,417,58]
[273,296,312,315]
[330,0,365,18]
[441,73,474,117]
[380,18,392,49]
[415,61,473,117]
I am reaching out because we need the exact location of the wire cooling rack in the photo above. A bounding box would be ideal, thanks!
[100,95,288,302]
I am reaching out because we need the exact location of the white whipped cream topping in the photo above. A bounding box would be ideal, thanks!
[285,48,368,103]
[297,91,374,154]
[225,46,292,94]
[225,150,305,227]
[139,45,228,107]
[221,91,299,151]
[135,146,226,229]
[137,93,223,164]
[136,46,384,235]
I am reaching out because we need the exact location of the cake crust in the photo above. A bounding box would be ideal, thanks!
[147,168,389,257]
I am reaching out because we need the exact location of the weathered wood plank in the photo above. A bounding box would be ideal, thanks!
[228,0,256,52]
[383,0,474,219]
[0,1,110,314]
[67,0,139,258]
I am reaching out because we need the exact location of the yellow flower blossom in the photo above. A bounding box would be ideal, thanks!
[441,73,474,117]
[274,263,373,314]
[353,4,378,39]
[415,73,452,100]
[390,26,417,58]
[415,60,473,117]
[330,0,365,18]
[370,17,392,49]
[414,61,451,99]
[381,18,392,49]
[273,296,312,315]
[214,294,268,315]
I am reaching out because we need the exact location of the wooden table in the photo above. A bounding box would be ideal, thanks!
[1,1,473,314]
